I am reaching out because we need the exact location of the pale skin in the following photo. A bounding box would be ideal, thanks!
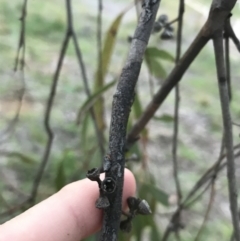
[0,169,136,241]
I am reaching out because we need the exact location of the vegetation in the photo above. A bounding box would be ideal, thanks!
[0,0,240,240]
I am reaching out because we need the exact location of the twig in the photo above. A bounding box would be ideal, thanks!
[184,180,213,209]
[164,17,179,28]
[30,0,72,203]
[224,18,232,100]
[0,0,28,143]
[233,122,240,127]
[194,180,216,241]
[161,143,240,241]
[14,0,27,72]
[213,30,240,241]
[127,23,210,146]
[172,0,184,207]
[71,6,105,155]
[99,1,161,240]
[97,0,103,90]
[224,16,240,53]
[126,0,237,147]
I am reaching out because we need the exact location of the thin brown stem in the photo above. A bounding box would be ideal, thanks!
[225,33,232,100]
[0,0,27,143]
[213,31,240,241]
[194,180,216,241]
[224,17,240,53]
[127,0,237,147]
[30,0,72,203]
[172,0,184,206]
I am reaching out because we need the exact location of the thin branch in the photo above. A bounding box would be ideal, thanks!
[164,17,179,28]
[99,1,161,240]
[161,142,240,241]
[97,0,103,90]
[14,0,27,72]
[224,16,240,53]
[0,0,27,143]
[127,24,210,146]
[184,180,213,209]
[213,30,240,241]
[71,5,105,155]
[30,0,71,203]
[224,19,232,100]
[126,0,237,147]
[194,180,216,241]
[172,0,184,207]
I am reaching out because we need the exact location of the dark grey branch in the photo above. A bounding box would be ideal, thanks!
[99,1,161,240]
[213,31,240,241]
[127,0,238,147]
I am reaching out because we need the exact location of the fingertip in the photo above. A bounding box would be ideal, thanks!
[0,169,136,241]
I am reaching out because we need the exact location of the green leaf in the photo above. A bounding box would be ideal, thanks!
[55,159,66,191]
[132,92,142,119]
[153,114,174,122]
[93,8,129,130]
[76,80,116,125]
[145,57,167,79]
[81,112,90,150]
[145,47,174,62]
[142,183,169,206]
[0,151,36,164]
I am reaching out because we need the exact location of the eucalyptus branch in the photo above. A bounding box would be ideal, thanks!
[30,3,71,203]
[213,30,240,241]
[194,181,216,241]
[224,16,240,53]
[14,0,27,72]
[161,142,240,241]
[71,6,105,155]
[0,0,27,144]
[97,0,103,89]
[224,18,232,100]
[172,0,184,207]
[98,1,161,240]
[127,0,237,147]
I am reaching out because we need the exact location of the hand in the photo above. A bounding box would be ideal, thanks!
[0,169,136,241]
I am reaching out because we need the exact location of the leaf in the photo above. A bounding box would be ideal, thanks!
[81,112,90,151]
[0,151,36,164]
[145,57,167,79]
[142,183,169,206]
[76,80,116,125]
[153,114,174,122]
[93,7,129,131]
[145,47,174,62]
[132,92,142,119]
[55,159,66,191]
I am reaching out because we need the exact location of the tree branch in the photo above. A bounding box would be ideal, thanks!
[127,0,238,146]
[99,1,161,240]
[0,0,28,144]
[224,15,240,53]
[30,9,70,203]
[213,30,240,241]
[172,0,184,207]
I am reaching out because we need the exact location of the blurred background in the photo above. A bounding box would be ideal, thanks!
[0,0,240,240]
